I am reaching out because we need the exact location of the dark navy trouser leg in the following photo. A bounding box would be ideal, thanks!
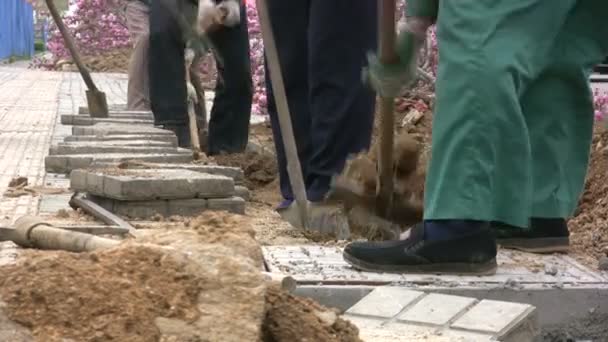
[148,0,190,126]
[207,1,253,155]
[305,0,378,201]
[265,0,312,202]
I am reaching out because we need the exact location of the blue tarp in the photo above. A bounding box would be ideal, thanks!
[0,0,34,59]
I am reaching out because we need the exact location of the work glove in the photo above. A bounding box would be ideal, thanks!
[363,17,432,98]
[216,0,241,27]
[197,0,240,33]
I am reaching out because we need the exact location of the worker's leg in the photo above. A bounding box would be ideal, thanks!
[343,0,577,274]
[495,1,608,253]
[306,0,377,202]
[206,1,253,155]
[265,0,313,209]
[125,1,151,111]
[148,0,190,145]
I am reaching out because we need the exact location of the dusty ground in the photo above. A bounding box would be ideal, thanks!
[0,212,361,341]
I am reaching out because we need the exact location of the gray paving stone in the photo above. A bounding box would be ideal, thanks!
[72,169,234,200]
[207,197,245,214]
[88,195,207,218]
[89,162,244,182]
[78,104,128,114]
[398,293,476,326]
[64,134,178,146]
[72,123,173,136]
[45,153,193,174]
[343,287,538,342]
[49,144,186,155]
[235,185,250,201]
[346,287,424,319]
[61,115,153,126]
[451,299,538,341]
[56,140,174,148]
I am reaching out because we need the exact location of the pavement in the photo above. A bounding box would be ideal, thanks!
[1,63,607,341]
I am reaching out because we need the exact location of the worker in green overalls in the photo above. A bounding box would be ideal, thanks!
[343,0,608,275]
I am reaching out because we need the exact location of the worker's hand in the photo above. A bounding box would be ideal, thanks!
[363,18,431,98]
[216,1,241,27]
[197,0,220,33]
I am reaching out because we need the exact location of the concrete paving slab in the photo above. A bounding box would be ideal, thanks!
[344,286,538,341]
[55,140,174,149]
[70,169,234,200]
[346,287,424,318]
[61,115,154,126]
[45,153,193,174]
[88,194,244,218]
[64,134,178,146]
[88,162,244,182]
[398,293,476,326]
[234,185,250,201]
[49,144,186,155]
[72,123,173,136]
[207,197,245,214]
[78,104,128,114]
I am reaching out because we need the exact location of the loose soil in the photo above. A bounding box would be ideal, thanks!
[569,125,608,267]
[0,245,204,342]
[212,150,277,191]
[262,285,361,342]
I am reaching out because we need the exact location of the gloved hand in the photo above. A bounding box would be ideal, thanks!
[197,0,218,33]
[363,17,432,98]
[197,0,241,33]
[216,0,241,27]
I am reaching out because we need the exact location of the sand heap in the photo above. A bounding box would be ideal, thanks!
[0,212,361,342]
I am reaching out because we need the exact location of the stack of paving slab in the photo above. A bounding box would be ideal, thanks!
[48,105,249,219]
[70,165,247,218]
[46,107,193,174]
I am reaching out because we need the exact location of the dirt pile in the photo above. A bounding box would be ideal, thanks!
[262,286,361,342]
[213,151,277,190]
[569,126,608,265]
[0,245,204,341]
[337,132,426,240]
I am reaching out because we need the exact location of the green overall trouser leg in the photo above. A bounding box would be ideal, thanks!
[423,0,608,228]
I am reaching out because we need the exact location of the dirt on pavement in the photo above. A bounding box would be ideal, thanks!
[569,125,608,266]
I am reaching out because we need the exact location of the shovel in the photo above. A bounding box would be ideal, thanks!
[45,0,109,118]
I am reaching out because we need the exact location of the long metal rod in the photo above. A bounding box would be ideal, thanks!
[376,0,398,216]
[256,0,309,229]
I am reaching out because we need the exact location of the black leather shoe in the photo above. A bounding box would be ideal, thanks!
[343,224,497,275]
[493,218,569,253]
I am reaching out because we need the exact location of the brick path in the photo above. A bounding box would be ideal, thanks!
[0,66,128,225]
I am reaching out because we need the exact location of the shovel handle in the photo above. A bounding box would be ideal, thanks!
[45,0,98,92]
[376,0,397,215]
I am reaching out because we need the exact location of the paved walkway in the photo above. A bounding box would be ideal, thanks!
[0,66,128,225]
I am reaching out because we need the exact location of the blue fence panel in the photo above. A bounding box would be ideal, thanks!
[0,0,34,59]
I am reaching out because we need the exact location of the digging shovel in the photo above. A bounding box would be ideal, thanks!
[256,0,309,229]
[45,0,109,118]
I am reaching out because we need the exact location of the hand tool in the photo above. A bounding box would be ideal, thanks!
[255,0,309,229]
[45,0,109,118]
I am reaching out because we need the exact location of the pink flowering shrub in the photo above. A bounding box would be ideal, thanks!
[595,89,608,121]
[32,0,129,69]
